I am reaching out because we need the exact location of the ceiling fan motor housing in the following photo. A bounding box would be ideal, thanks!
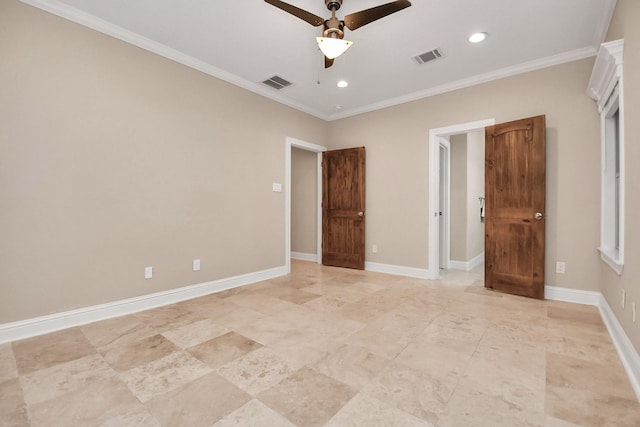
[324,16,345,39]
[325,0,342,11]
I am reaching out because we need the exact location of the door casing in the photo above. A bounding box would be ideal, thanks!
[428,119,495,279]
[285,137,327,273]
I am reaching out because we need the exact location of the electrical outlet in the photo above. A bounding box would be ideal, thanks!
[193,259,201,271]
[622,289,626,309]
[144,266,153,279]
[555,261,566,274]
[372,244,378,254]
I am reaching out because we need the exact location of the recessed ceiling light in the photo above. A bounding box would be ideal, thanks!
[337,80,349,88]
[335,104,343,110]
[469,32,488,43]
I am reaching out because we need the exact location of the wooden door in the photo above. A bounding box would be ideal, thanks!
[485,115,546,299]
[322,147,366,269]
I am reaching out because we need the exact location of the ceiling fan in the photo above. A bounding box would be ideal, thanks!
[264,0,412,68]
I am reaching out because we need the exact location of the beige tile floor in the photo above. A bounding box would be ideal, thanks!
[2,260,640,426]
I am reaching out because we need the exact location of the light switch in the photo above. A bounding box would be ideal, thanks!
[144,266,153,279]
[272,183,282,192]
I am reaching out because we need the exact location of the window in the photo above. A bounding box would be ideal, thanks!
[588,39,624,275]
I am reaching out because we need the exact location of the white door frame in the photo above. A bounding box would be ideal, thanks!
[438,138,451,270]
[428,119,495,279]
[285,137,327,273]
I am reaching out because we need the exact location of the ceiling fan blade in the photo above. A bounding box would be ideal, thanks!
[264,0,325,27]
[344,0,411,31]
[325,56,334,69]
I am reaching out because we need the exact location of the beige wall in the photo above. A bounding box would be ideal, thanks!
[328,58,601,291]
[291,148,317,255]
[0,1,327,323]
[466,131,485,261]
[449,135,467,262]
[2,0,630,344]
[603,0,640,354]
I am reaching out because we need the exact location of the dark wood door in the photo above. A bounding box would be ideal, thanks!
[485,115,546,299]
[322,147,366,269]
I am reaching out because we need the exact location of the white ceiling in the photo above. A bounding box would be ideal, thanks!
[24,0,616,120]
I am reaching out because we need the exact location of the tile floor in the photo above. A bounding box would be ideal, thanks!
[1,260,639,426]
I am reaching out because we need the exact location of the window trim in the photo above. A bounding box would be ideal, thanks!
[588,39,625,275]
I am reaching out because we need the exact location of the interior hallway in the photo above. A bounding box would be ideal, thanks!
[1,260,639,426]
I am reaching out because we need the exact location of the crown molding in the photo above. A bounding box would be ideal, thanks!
[20,0,330,121]
[21,0,608,123]
[328,46,598,121]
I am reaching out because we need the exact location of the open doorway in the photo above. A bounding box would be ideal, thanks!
[285,137,326,274]
[447,131,486,272]
[291,147,319,262]
[438,138,450,270]
[428,119,495,280]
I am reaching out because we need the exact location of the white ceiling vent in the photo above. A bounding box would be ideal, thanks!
[413,48,444,65]
[262,75,293,90]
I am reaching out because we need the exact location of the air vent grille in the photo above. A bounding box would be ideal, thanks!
[262,75,293,90]
[413,48,444,65]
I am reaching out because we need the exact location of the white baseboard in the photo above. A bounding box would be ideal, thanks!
[544,285,601,306]
[364,262,432,280]
[291,252,318,262]
[0,266,287,344]
[3,268,639,403]
[545,285,640,402]
[448,260,465,270]
[598,295,640,402]
[449,252,484,271]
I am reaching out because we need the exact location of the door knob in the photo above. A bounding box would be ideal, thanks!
[358,212,364,217]
[535,212,543,220]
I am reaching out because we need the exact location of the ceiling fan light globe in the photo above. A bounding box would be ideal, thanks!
[316,37,353,59]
